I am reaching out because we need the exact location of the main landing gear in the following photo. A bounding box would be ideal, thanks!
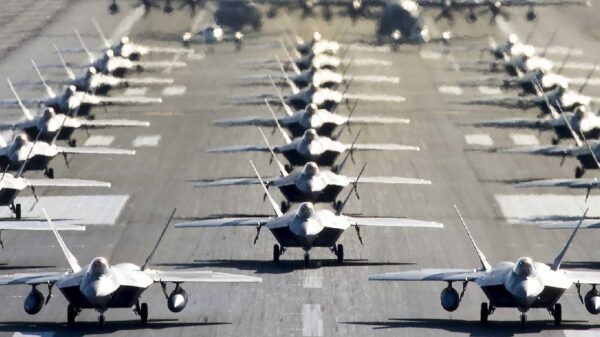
[44,167,54,179]
[331,244,344,263]
[273,244,286,263]
[10,202,21,219]
[550,303,562,326]
[479,302,495,325]
[575,166,586,178]
[67,304,79,326]
[135,301,149,324]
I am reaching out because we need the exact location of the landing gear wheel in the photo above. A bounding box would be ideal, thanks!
[336,244,344,264]
[284,165,292,174]
[67,304,77,326]
[140,302,148,324]
[45,168,54,179]
[575,167,585,178]
[280,201,289,213]
[15,204,21,220]
[68,139,77,147]
[553,303,562,326]
[520,313,527,329]
[98,314,105,329]
[551,137,559,145]
[334,200,342,213]
[480,303,488,324]
[273,244,280,262]
[304,253,309,267]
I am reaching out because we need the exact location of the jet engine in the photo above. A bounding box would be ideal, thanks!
[585,288,600,315]
[167,286,188,313]
[24,288,44,315]
[440,286,460,312]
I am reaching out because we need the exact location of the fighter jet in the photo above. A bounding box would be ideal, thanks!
[419,0,590,24]
[0,61,163,117]
[3,80,150,146]
[0,209,261,328]
[206,126,419,168]
[0,132,134,178]
[178,160,442,265]
[369,206,600,328]
[216,98,409,138]
[194,128,429,211]
[475,105,600,145]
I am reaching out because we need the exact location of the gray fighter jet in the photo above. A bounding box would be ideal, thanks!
[206,126,419,168]
[215,98,409,138]
[0,132,134,178]
[0,209,261,328]
[369,206,600,328]
[178,161,442,265]
[195,128,429,211]
[3,80,150,146]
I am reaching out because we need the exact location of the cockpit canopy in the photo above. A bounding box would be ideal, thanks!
[298,203,316,219]
[513,257,536,277]
[89,257,111,276]
[302,162,319,176]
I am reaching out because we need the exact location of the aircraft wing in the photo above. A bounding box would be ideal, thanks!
[0,271,69,285]
[192,178,264,187]
[88,96,162,105]
[346,217,443,228]
[351,144,420,151]
[26,178,111,188]
[369,269,483,282]
[176,217,271,227]
[78,119,150,128]
[357,177,431,185]
[348,117,411,125]
[513,178,600,189]
[56,146,135,156]
[148,270,261,283]
[205,145,269,153]
[214,117,277,127]
[498,145,576,156]
[0,221,85,231]
[565,270,600,285]
[475,118,550,130]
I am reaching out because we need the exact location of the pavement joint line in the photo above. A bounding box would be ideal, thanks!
[464,134,494,146]
[83,135,115,147]
[132,134,161,147]
[510,133,539,146]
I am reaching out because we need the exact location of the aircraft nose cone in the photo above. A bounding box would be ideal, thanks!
[81,279,114,307]
[509,281,543,308]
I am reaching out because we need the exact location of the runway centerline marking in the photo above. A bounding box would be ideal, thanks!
[83,135,115,147]
[510,134,539,146]
[478,86,503,95]
[438,85,463,95]
[162,85,187,96]
[124,87,148,96]
[132,135,161,147]
[303,269,323,289]
[464,134,493,146]
[302,304,323,337]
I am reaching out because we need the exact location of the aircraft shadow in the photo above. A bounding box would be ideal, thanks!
[341,318,597,336]
[157,259,414,274]
[0,319,229,336]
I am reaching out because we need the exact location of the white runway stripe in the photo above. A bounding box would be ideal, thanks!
[495,194,600,225]
[84,135,115,147]
[109,5,145,43]
[465,134,493,146]
[0,195,129,226]
[438,85,463,95]
[124,87,148,96]
[344,93,405,103]
[419,50,442,60]
[302,304,323,337]
[478,86,502,95]
[133,135,161,147]
[563,330,600,337]
[12,332,55,337]
[162,85,187,96]
[510,134,539,146]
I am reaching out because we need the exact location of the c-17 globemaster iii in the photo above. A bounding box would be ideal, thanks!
[0,209,261,329]
[370,206,600,328]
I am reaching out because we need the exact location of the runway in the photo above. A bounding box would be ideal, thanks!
[0,0,599,336]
